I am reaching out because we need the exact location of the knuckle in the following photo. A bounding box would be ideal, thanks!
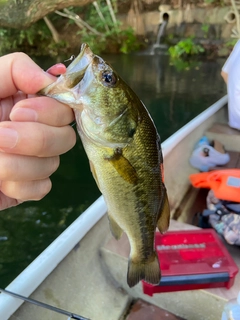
[13,52,29,60]
[1,179,52,201]
[1,181,19,199]
[36,125,55,157]
[40,125,76,157]
[23,123,76,157]
[67,126,77,150]
[11,52,29,64]
[49,156,60,174]
[0,154,14,180]
[34,179,52,200]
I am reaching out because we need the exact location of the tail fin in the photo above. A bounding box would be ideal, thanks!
[127,252,161,288]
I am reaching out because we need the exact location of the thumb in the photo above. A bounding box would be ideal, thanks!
[0,52,56,99]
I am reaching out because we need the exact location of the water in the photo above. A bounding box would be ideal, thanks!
[0,53,226,288]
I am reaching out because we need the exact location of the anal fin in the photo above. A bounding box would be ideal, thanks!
[108,214,123,240]
[157,190,170,234]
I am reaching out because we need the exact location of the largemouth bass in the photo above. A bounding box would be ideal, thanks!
[40,44,170,288]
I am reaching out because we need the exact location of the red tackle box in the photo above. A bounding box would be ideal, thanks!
[142,229,239,296]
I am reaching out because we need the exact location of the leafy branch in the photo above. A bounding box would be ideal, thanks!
[55,8,103,36]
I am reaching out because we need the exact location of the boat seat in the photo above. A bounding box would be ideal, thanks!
[207,123,239,135]
[206,123,240,152]
[211,150,240,170]
[206,123,240,170]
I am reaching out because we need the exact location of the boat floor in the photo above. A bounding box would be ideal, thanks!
[9,121,240,320]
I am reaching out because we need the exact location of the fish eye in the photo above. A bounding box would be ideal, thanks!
[101,71,118,87]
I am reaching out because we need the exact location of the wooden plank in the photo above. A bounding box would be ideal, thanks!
[207,123,240,135]
[211,151,240,170]
[206,123,240,152]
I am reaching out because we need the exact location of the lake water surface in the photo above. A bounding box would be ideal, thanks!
[0,53,227,287]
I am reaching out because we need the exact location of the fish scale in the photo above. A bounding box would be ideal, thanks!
[39,43,170,288]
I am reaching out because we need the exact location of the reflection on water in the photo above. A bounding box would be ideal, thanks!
[0,53,226,287]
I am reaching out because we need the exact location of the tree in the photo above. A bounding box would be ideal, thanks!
[0,0,94,28]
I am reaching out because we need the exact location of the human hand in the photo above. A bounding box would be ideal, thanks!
[0,53,76,210]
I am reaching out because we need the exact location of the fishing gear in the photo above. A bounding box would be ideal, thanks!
[0,288,90,320]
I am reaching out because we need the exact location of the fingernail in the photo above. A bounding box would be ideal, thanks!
[0,128,18,149]
[10,108,38,122]
[46,63,66,75]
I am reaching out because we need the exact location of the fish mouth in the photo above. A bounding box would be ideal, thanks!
[63,43,94,89]
[39,43,95,104]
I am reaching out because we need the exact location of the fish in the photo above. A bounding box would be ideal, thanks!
[39,43,170,288]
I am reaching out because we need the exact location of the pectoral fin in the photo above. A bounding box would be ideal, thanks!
[108,214,123,240]
[106,148,138,185]
[157,190,170,234]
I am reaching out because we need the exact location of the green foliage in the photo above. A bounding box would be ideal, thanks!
[168,37,205,59]
[119,27,140,54]
[0,1,140,56]
[201,23,210,38]
[79,25,140,55]
[202,0,225,6]
[169,58,201,71]
[224,39,238,48]
[0,18,66,56]
[86,0,115,30]
[203,0,215,4]
[78,0,140,54]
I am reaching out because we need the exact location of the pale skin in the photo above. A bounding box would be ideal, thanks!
[221,70,228,84]
[0,52,76,210]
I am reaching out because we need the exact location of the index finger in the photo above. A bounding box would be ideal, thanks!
[0,52,57,99]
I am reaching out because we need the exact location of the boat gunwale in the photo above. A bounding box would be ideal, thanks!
[0,196,107,320]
